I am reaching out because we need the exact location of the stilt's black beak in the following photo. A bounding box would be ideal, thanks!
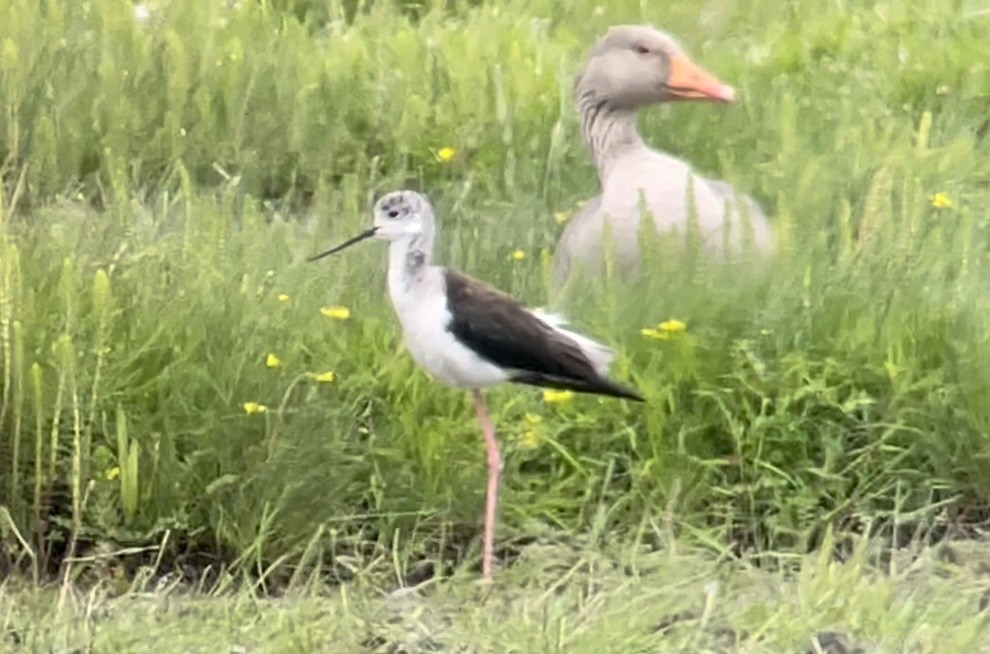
[307,227,379,262]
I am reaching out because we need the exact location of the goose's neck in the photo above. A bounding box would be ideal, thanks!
[387,233,433,307]
[576,89,648,184]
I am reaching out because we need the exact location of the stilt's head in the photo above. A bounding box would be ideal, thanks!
[370,191,435,241]
[575,24,736,109]
[306,190,436,262]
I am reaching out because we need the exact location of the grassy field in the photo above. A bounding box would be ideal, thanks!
[2,0,990,648]
[5,537,990,652]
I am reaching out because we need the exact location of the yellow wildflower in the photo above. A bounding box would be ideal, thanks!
[277,293,290,302]
[311,370,336,383]
[436,147,456,162]
[518,413,544,449]
[520,431,541,450]
[265,353,282,368]
[554,211,572,224]
[659,319,687,333]
[321,306,351,321]
[575,199,588,209]
[642,319,686,340]
[243,402,268,415]
[543,389,574,404]
[510,249,526,261]
[931,192,952,209]
[105,466,120,481]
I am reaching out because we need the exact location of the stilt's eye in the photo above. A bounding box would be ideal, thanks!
[388,209,400,219]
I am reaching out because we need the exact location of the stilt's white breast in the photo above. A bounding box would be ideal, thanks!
[390,268,509,389]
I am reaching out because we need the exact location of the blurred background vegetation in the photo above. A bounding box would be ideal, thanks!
[1,0,989,587]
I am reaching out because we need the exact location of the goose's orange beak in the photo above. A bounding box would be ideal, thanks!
[664,54,736,103]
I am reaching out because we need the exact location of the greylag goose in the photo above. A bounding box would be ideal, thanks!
[552,25,774,291]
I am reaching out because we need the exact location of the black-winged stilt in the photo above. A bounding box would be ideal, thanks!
[308,190,644,581]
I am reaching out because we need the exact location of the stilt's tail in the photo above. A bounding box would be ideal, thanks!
[525,308,645,402]
[509,370,645,402]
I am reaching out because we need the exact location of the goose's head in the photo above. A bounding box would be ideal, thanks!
[575,25,736,109]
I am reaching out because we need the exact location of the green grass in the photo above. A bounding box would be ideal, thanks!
[4,536,990,652]
[2,0,990,618]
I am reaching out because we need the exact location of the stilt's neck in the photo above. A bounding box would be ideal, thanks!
[575,88,648,184]
[387,232,433,305]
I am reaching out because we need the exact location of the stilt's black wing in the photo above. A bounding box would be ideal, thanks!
[442,268,644,402]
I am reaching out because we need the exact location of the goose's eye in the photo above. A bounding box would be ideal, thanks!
[634,44,651,55]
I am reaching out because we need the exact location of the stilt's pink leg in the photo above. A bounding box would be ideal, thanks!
[472,389,501,582]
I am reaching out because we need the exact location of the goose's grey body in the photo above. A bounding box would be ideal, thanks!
[552,25,774,290]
